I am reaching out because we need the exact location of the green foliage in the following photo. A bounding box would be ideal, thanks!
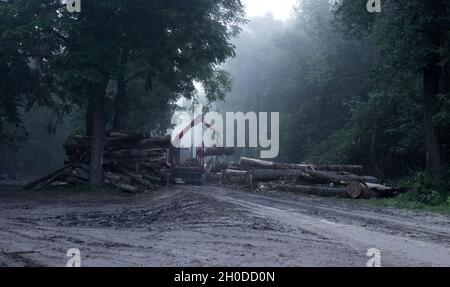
[399,170,450,206]
[367,169,450,215]
[1,0,245,150]
[368,194,450,215]
[220,0,375,165]
[221,0,449,182]
[54,0,245,133]
[119,78,178,134]
[0,0,63,145]
[333,0,450,176]
[367,171,450,215]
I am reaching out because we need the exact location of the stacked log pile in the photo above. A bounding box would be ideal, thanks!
[219,157,403,199]
[24,130,171,192]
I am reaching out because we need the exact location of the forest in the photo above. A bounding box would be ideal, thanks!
[1,0,450,210]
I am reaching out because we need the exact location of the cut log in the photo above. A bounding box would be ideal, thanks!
[50,181,70,188]
[249,169,311,182]
[30,130,170,193]
[204,172,222,183]
[106,129,145,138]
[222,169,248,177]
[207,161,230,173]
[70,167,89,182]
[122,171,155,188]
[139,162,167,169]
[103,173,140,192]
[347,181,397,199]
[220,169,250,185]
[347,181,363,198]
[364,182,400,197]
[127,136,171,150]
[301,170,377,185]
[142,174,163,184]
[107,148,165,159]
[310,164,364,173]
[239,157,364,174]
[104,134,144,150]
[112,183,139,193]
[221,169,248,181]
[64,134,170,153]
[240,157,274,169]
[106,156,166,167]
[23,164,73,191]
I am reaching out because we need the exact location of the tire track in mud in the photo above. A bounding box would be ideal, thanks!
[0,250,43,267]
[205,186,450,245]
[1,186,449,266]
[203,186,450,266]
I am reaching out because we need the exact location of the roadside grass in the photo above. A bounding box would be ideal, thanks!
[365,170,450,215]
[366,194,450,215]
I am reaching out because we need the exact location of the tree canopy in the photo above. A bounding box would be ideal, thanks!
[0,0,245,185]
[220,0,450,181]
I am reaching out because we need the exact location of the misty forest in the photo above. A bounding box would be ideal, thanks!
[1,0,450,209]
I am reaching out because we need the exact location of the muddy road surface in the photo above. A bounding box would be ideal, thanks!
[0,185,449,267]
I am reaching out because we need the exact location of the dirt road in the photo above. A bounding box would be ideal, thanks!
[0,185,449,267]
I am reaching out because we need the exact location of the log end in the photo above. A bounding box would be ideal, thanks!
[347,181,362,199]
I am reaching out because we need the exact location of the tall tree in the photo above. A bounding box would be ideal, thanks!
[1,0,244,187]
[0,0,63,146]
[334,0,450,179]
[109,0,244,130]
[53,0,245,187]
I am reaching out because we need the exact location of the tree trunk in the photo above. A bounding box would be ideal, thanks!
[369,108,383,178]
[86,93,94,137]
[422,0,444,180]
[113,48,129,130]
[423,65,443,179]
[88,80,108,188]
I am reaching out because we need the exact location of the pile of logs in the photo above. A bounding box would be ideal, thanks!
[218,157,403,199]
[24,130,171,192]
